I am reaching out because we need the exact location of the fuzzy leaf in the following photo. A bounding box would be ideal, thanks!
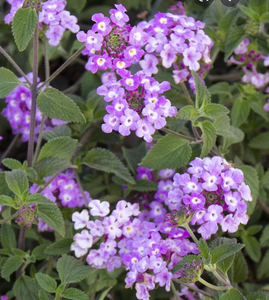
[1,255,24,281]
[233,252,248,283]
[141,134,191,170]
[231,98,250,127]
[0,223,16,252]
[242,235,261,263]
[260,224,269,247]
[37,201,65,237]
[257,250,269,279]
[62,288,88,300]
[192,71,211,108]
[211,244,244,264]
[220,288,245,300]
[42,125,71,141]
[37,137,78,163]
[224,27,246,60]
[128,180,158,192]
[201,103,230,120]
[13,275,41,300]
[38,290,53,300]
[0,195,15,208]
[12,7,38,51]
[238,5,260,21]
[35,157,72,179]
[95,287,114,300]
[5,169,29,198]
[44,238,73,255]
[0,67,21,97]
[249,132,269,150]
[198,121,216,158]
[198,239,211,264]
[176,105,199,121]
[208,82,231,97]
[83,148,135,184]
[37,88,85,123]
[56,255,93,284]
[35,273,57,293]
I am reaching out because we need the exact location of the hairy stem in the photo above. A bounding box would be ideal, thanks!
[183,223,199,246]
[0,46,31,86]
[39,45,86,89]
[74,170,89,206]
[27,20,39,168]
[198,277,231,291]
[0,211,19,224]
[0,133,20,166]
[32,114,46,166]
[170,280,180,300]
[172,279,212,297]
[181,82,195,106]
[161,127,198,142]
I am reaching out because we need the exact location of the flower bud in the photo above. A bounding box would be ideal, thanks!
[178,260,203,283]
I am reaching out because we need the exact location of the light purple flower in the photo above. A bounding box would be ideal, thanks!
[89,200,110,217]
[183,47,202,71]
[72,209,89,230]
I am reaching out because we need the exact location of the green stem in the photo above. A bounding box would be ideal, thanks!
[211,268,231,286]
[32,114,46,166]
[217,0,223,18]
[39,45,86,89]
[0,211,18,224]
[74,170,89,206]
[170,280,180,300]
[183,223,199,246]
[27,18,39,168]
[0,46,31,86]
[172,279,212,297]
[161,127,198,142]
[198,277,230,291]
[181,82,195,106]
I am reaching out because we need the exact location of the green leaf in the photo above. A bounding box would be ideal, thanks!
[2,158,22,170]
[172,255,201,274]
[192,71,211,109]
[260,224,269,247]
[198,239,211,264]
[246,225,263,236]
[1,255,24,281]
[13,275,41,300]
[0,172,14,197]
[83,148,135,184]
[249,132,269,150]
[35,157,72,179]
[12,7,38,52]
[37,137,78,163]
[36,199,65,237]
[249,0,268,15]
[248,96,269,121]
[211,244,244,264]
[141,134,191,170]
[238,5,260,21]
[0,67,22,97]
[32,244,50,260]
[128,179,158,192]
[260,12,269,22]
[233,252,248,283]
[220,288,245,300]
[56,255,93,284]
[95,287,114,300]
[0,195,15,208]
[237,165,259,215]
[35,273,57,293]
[42,125,71,141]
[66,0,86,12]
[257,250,269,280]
[5,169,29,199]
[122,143,147,174]
[37,88,85,123]
[176,105,199,121]
[198,121,216,158]
[223,126,244,148]
[219,10,239,32]
[44,238,73,255]
[62,288,88,300]
[208,82,231,97]
[0,223,16,251]
[224,27,246,60]
[231,98,250,127]
[242,235,261,262]
[38,290,53,300]
[201,103,230,120]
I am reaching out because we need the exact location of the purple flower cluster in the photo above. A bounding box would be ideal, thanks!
[2,73,66,142]
[1,296,8,300]
[16,204,38,228]
[98,70,177,142]
[5,0,79,46]
[169,156,252,240]
[30,169,91,231]
[71,199,198,300]
[139,8,213,88]
[227,38,269,111]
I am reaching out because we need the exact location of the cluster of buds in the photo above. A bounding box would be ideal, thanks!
[16,204,38,228]
[177,260,203,283]
[22,0,43,10]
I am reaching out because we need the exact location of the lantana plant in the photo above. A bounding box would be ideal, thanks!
[0,1,269,300]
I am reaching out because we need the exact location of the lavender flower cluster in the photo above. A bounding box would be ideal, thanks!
[5,0,79,46]
[77,3,212,142]
[30,170,91,231]
[169,156,252,240]
[71,199,198,300]
[227,38,269,111]
[2,73,66,142]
